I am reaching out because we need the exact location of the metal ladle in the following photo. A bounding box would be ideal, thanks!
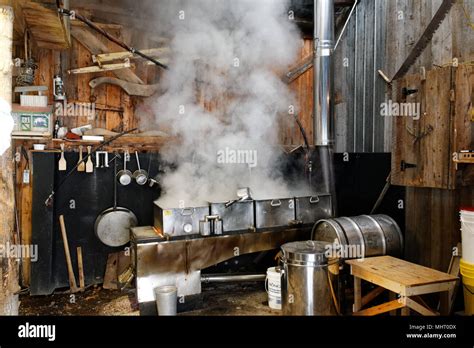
[116,153,133,186]
[133,151,149,186]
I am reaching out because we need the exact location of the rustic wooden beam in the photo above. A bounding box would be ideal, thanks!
[89,77,160,97]
[353,300,405,316]
[92,47,170,64]
[21,1,71,49]
[0,4,19,315]
[361,286,386,308]
[71,25,144,85]
[68,60,133,75]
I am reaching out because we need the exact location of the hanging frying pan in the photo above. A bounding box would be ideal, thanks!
[95,156,138,247]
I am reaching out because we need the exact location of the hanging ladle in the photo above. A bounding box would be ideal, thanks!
[117,152,133,186]
[133,151,149,186]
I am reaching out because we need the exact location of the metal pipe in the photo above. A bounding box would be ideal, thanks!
[314,0,335,146]
[201,274,266,284]
[57,7,168,70]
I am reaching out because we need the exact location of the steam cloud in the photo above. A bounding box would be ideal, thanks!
[147,0,306,207]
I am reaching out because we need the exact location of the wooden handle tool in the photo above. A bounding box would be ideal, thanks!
[77,145,85,172]
[86,146,94,173]
[59,144,67,171]
[77,246,85,291]
[59,215,79,293]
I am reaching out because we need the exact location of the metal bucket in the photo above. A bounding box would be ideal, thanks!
[312,215,403,259]
[154,285,178,316]
[281,241,339,316]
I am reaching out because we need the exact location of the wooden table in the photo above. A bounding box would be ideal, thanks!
[346,256,458,316]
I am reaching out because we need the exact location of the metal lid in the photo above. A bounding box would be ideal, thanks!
[312,219,348,246]
[281,241,329,265]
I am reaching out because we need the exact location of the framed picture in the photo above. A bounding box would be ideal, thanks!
[20,115,31,131]
[32,115,50,131]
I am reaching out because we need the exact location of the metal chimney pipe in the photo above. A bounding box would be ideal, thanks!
[314,0,335,146]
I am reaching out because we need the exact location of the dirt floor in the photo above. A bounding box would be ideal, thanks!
[19,283,278,316]
[20,286,140,316]
[184,283,279,316]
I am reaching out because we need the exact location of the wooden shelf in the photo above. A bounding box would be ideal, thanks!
[14,135,176,152]
[454,153,474,168]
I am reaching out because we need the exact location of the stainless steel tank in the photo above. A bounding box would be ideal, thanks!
[312,215,404,259]
[281,241,339,316]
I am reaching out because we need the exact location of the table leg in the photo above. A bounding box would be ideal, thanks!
[389,292,397,316]
[439,291,450,315]
[400,296,410,316]
[353,276,362,313]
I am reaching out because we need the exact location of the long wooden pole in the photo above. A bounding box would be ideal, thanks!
[0,3,19,315]
[77,247,85,291]
[59,216,79,293]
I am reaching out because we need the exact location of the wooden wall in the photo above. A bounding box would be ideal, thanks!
[282,0,391,152]
[405,187,474,272]
[279,0,474,155]
[334,0,389,153]
[384,0,474,271]
[13,0,474,284]
[14,23,161,286]
[284,39,315,147]
[15,0,394,153]
[391,64,473,190]
[29,25,160,133]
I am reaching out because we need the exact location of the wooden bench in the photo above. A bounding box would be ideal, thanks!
[346,256,458,316]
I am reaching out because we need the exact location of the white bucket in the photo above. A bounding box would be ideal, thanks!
[266,267,282,310]
[461,209,474,264]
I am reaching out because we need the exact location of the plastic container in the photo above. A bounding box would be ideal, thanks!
[20,95,48,108]
[460,259,474,316]
[154,285,178,316]
[460,208,474,263]
[265,267,282,310]
[33,144,46,151]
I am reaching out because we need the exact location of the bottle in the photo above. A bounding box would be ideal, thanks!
[54,119,60,139]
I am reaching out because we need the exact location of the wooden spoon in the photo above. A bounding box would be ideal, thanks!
[86,146,94,174]
[59,144,67,171]
[77,145,85,172]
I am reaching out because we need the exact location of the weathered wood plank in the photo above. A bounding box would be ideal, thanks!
[391,65,465,190]
[71,25,144,85]
[405,187,466,272]
[21,1,70,49]
[15,145,33,286]
[0,4,19,315]
[34,48,54,102]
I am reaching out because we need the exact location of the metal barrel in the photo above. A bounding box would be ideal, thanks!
[281,241,339,316]
[312,215,404,259]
